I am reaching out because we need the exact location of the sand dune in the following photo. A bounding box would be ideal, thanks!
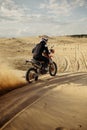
[0,36,87,93]
[0,72,87,130]
[0,36,87,130]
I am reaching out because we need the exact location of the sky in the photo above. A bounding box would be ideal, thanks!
[0,0,87,37]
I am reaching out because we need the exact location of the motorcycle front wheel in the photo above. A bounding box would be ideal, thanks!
[49,62,57,76]
[26,68,38,83]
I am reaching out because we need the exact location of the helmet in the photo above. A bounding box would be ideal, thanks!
[41,37,48,43]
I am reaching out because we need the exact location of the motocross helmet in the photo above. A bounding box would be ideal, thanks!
[41,37,48,43]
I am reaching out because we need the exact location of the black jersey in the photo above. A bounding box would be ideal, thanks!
[32,41,49,57]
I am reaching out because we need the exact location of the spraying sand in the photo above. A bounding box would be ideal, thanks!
[0,59,26,94]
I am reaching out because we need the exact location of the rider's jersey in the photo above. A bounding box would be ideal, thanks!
[32,41,49,57]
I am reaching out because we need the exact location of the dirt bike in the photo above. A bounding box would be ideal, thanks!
[26,47,57,83]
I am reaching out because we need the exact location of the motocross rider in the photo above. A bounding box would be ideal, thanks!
[32,37,50,70]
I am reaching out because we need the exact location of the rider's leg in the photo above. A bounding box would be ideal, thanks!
[40,56,49,66]
[33,55,49,70]
[39,56,49,71]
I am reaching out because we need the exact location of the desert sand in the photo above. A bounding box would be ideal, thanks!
[0,36,87,130]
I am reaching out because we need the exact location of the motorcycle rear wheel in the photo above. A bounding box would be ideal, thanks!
[26,68,38,83]
[49,62,57,76]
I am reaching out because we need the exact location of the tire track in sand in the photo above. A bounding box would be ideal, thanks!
[0,72,87,128]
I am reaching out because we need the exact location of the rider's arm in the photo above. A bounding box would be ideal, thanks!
[44,44,50,55]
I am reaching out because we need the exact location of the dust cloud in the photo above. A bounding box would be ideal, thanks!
[0,59,26,93]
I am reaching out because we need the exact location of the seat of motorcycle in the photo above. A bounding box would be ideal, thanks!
[32,59,45,64]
